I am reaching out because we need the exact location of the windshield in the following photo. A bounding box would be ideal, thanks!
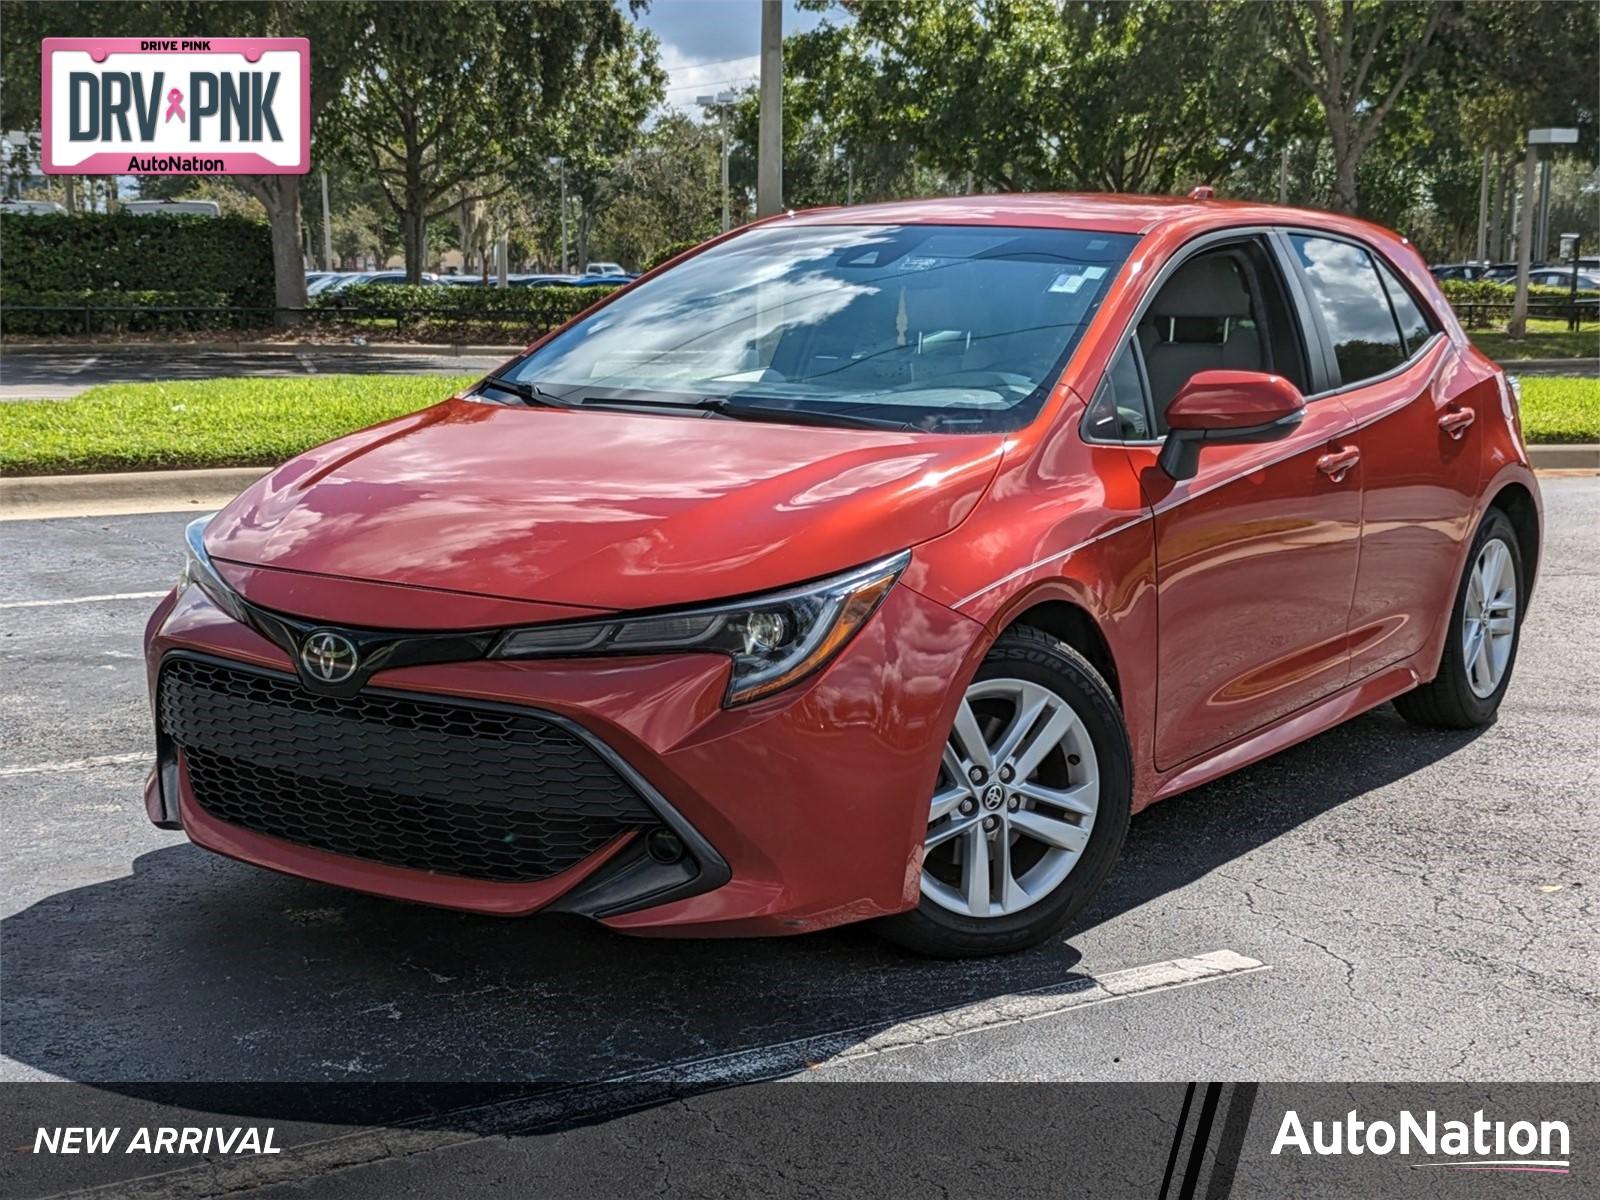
[498,223,1137,433]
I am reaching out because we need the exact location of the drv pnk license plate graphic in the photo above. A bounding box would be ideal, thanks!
[40,37,310,174]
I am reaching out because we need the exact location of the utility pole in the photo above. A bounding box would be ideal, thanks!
[320,171,334,271]
[1276,145,1289,205]
[757,0,783,216]
[696,92,736,232]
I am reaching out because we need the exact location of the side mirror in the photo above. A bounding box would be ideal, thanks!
[1158,370,1306,480]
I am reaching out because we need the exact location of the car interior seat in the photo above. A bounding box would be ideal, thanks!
[1140,255,1264,427]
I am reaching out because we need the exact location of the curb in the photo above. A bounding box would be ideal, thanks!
[1501,357,1599,374]
[0,467,269,522]
[1528,443,1599,470]
[1,341,525,357]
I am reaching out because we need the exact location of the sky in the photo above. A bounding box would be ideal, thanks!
[634,0,836,113]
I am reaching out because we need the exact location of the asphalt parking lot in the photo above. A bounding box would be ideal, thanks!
[2,479,1595,1116]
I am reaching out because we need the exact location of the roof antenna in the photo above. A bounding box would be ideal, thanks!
[1188,185,1216,201]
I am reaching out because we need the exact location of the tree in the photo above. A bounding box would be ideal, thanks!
[1257,1,1448,213]
[540,26,665,268]
[590,111,723,269]
[780,1,1294,197]
[323,1,634,282]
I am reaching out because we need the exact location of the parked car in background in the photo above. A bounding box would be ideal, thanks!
[585,262,631,278]
[146,194,1540,957]
[1527,267,1600,290]
[122,198,221,218]
[1429,262,1490,281]
[309,271,444,297]
[0,198,67,216]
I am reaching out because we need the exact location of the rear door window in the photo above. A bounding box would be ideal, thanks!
[1288,235,1406,386]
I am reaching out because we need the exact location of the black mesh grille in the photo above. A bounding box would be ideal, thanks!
[158,654,655,882]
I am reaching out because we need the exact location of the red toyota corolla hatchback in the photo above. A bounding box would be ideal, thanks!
[144,195,1541,956]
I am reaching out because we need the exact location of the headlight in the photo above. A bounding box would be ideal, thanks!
[179,514,250,624]
[491,551,910,705]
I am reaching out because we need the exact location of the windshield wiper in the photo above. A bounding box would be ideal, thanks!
[582,393,918,432]
[477,375,582,408]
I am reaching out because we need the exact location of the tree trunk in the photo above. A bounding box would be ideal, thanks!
[238,175,308,328]
[402,207,425,282]
[1328,122,1359,214]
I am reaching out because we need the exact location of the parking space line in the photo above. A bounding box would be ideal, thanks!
[0,752,147,777]
[41,949,1266,1199]
[0,591,167,610]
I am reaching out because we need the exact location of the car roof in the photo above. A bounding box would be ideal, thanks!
[783,191,1408,246]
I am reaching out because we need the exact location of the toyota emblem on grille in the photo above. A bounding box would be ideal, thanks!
[300,631,359,684]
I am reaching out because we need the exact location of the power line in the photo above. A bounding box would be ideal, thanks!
[664,73,758,94]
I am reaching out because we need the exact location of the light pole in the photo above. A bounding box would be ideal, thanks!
[555,157,569,274]
[320,171,334,271]
[696,91,737,233]
[1511,128,1577,338]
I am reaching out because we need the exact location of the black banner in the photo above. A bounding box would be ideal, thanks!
[1,1083,1591,1198]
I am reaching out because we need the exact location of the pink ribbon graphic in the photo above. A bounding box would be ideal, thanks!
[164,88,185,123]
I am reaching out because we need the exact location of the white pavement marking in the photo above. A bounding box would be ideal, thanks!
[296,352,320,375]
[0,590,167,609]
[0,752,148,777]
[40,950,1266,1200]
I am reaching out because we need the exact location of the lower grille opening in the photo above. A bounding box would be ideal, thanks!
[160,654,657,883]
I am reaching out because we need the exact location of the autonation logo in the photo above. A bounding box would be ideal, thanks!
[1272,1108,1571,1174]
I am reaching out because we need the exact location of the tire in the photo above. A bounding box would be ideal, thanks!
[1394,508,1524,730]
[878,625,1131,958]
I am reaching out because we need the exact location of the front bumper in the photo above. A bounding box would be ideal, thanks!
[143,576,987,936]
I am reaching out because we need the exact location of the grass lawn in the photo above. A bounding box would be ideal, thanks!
[1,371,1595,477]
[0,374,475,476]
[1519,375,1600,444]
[1469,318,1599,362]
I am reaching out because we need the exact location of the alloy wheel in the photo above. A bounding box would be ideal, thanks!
[1462,538,1517,699]
[922,678,1099,919]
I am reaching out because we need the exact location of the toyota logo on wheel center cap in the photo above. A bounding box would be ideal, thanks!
[300,631,359,684]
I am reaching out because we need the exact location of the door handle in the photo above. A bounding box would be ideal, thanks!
[1316,447,1360,483]
[1439,406,1476,439]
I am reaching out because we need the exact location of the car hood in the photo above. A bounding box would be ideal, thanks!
[207,398,1004,615]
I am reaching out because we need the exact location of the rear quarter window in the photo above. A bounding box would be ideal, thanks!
[1375,260,1438,354]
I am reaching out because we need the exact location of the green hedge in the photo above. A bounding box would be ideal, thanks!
[1440,277,1598,304]
[1439,277,1597,329]
[0,212,273,308]
[309,282,618,340]
[0,288,242,335]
